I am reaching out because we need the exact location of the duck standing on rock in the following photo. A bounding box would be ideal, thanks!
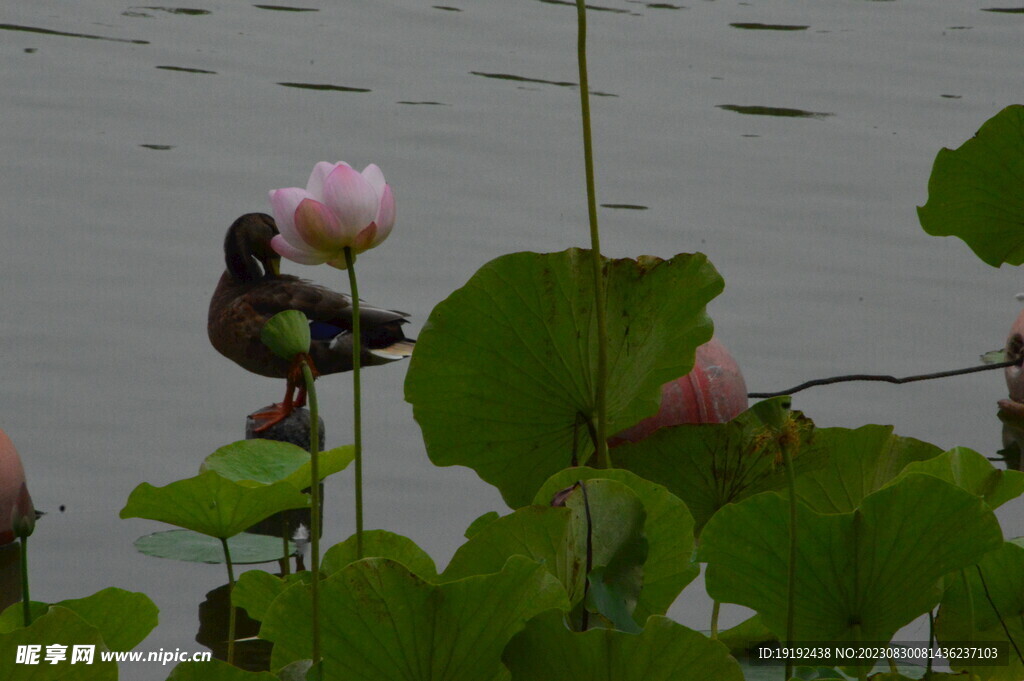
[208,212,414,431]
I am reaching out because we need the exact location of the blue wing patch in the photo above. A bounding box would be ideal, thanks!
[309,321,343,341]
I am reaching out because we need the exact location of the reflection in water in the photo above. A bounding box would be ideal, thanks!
[470,71,617,97]
[253,4,319,11]
[717,104,833,119]
[982,7,1024,13]
[397,101,449,106]
[535,0,637,15]
[645,3,686,9]
[433,5,463,11]
[0,23,149,44]
[730,22,809,31]
[140,144,175,150]
[277,82,372,93]
[133,7,212,15]
[156,65,217,75]
[601,203,649,211]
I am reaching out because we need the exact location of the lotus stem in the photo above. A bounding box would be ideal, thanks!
[20,537,31,627]
[301,361,323,668]
[574,0,609,469]
[710,600,720,639]
[219,537,237,666]
[782,439,797,681]
[343,247,364,558]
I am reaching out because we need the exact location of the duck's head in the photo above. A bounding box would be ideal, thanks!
[224,213,282,282]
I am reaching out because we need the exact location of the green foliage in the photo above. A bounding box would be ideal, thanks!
[120,470,309,539]
[613,397,817,534]
[935,539,1024,681]
[232,570,311,622]
[918,105,1024,267]
[47,588,158,652]
[888,446,1024,509]
[502,609,744,680]
[201,440,353,490]
[699,475,1003,642]
[321,529,438,580]
[534,467,699,620]
[0,588,157,654]
[0,606,117,680]
[404,248,722,507]
[793,425,941,513]
[260,556,569,679]
[260,309,311,359]
[134,529,293,564]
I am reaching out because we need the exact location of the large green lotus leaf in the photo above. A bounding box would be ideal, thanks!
[614,397,817,534]
[232,570,310,622]
[134,529,294,564]
[166,659,277,680]
[0,606,116,680]
[715,614,776,656]
[120,471,309,538]
[918,105,1024,267]
[321,529,438,580]
[261,556,569,679]
[698,475,1003,642]
[935,539,1024,681]
[445,480,648,630]
[793,425,941,514]
[0,602,49,632]
[404,248,722,507]
[51,588,157,652]
[888,446,1024,510]
[201,440,354,490]
[536,468,697,620]
[442,505,576,588]
[502,609,743,681]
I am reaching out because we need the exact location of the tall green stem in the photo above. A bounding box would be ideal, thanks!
[301,361,322,668]
[343,247,364,558]
[782,440,797,681]
[710,600,720,639]
[219,537,237,666]
[20,537,31,627]
[575,0,609,469]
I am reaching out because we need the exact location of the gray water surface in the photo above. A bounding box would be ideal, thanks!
[3,0,1022,676]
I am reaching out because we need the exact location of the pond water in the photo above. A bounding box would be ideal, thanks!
[3,0,1023,676]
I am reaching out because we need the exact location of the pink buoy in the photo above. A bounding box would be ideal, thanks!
[609,337,748,446]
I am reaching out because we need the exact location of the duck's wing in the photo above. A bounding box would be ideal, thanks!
[246,275,408,331]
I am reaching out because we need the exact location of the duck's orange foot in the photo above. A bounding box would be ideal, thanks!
[250,402,295,433]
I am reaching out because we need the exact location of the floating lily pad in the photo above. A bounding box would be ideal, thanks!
[935,539,1024,681]
[918,105,1024,267]
[134,529,294,564]
[261,556,569,678]
[699,475,1003,642]
[405,248,722,506]
[0,606,116,680]
[502,609,743,681]
[201,440,353,490]
[120,470,309,538]
[321,529,438,580]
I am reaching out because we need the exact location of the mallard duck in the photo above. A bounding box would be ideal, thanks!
[208,213,414,430]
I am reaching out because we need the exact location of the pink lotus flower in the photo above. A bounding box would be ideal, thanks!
[0,429,34,545]
[269,161,395,269]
